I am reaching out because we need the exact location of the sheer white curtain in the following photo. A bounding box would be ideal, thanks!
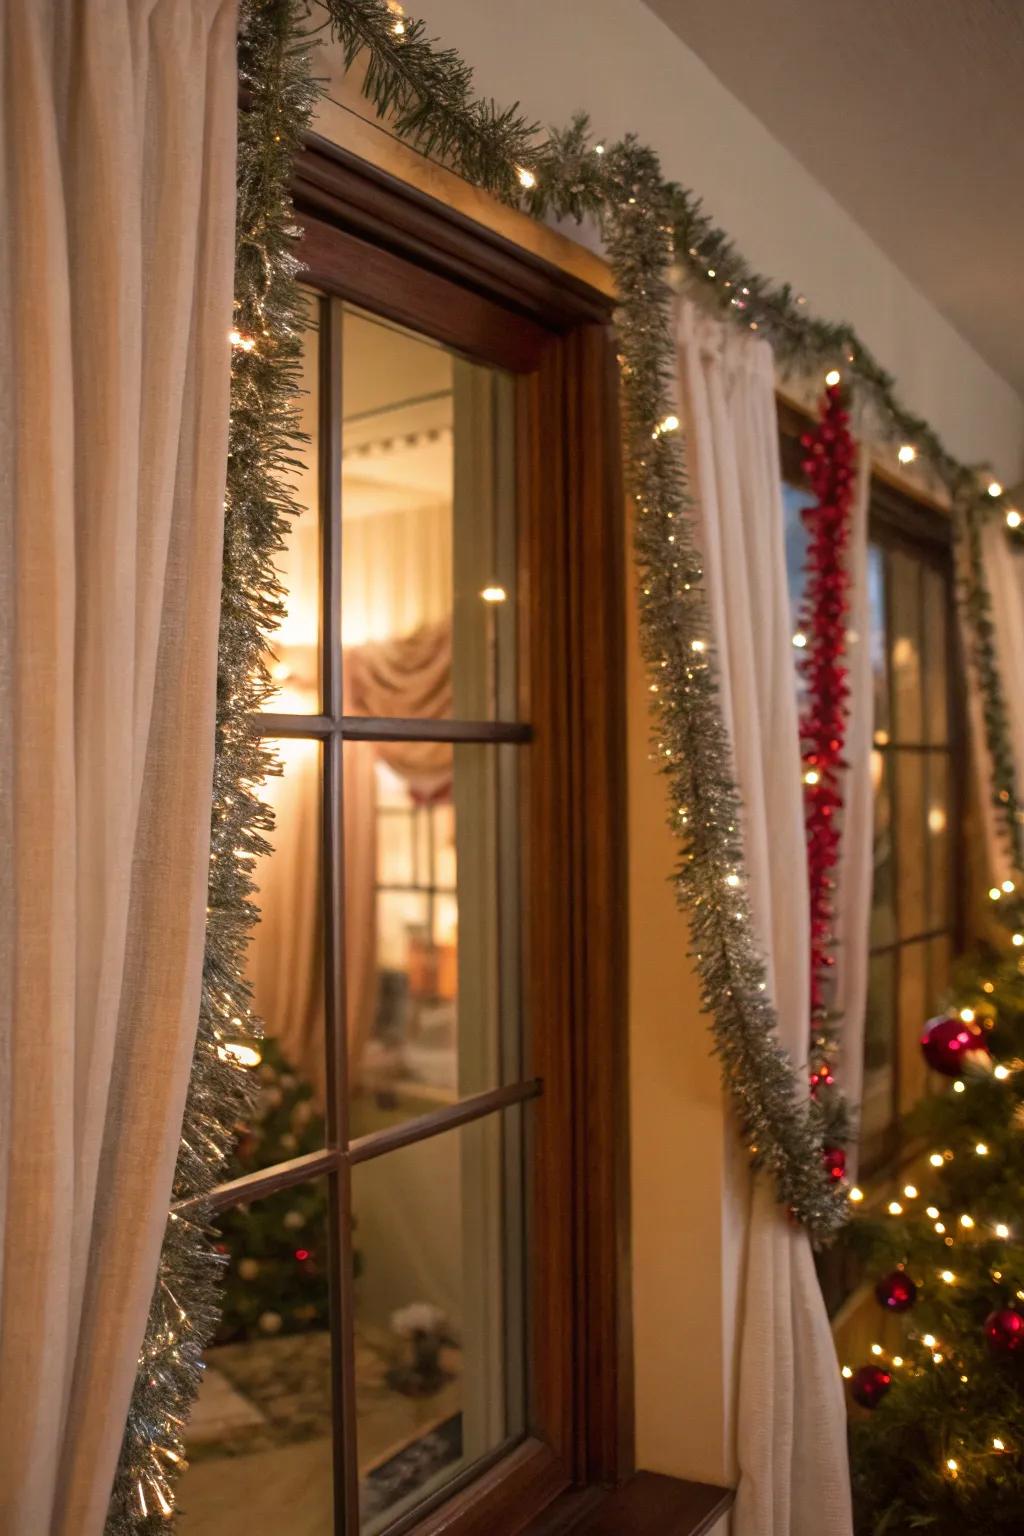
[676,302,852,1536]
[971,519,1024,882]
[0,4,238,1533]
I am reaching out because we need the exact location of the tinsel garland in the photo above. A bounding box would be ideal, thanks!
[105,2,317,1529]
[796,384,856,1108]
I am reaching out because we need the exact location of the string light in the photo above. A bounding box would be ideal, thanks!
[922,1334,937,1348]
[849,1186,864,1203]
[935,1221,946,1234]
[975,1142,989,1156]
[1002,879,1016,893]
[960,1214,975,1229]
[898,444,917,465]
[825,368,841,387]
[993,1437,1006,1451]
[989,886,1002,901]
[1007,509,1022,529]
[996,1223,1010,1239]
[653,413,680,436]
[480,585,507,603]
[1013,933,1024,947]
[994,1063,1010,1080]
[792,631,808,648]
[926,1205,940,1219]
[929,1152,944,1167]
[887,1200,903,1216]
[959,1007,976,1023]
[841,1365,853,1379]
[803,769,820,786]
[515,165,537,189]
[988,480,1004,498]
[216,1041,261,1069]
[946,1458,959,1477]
[940,1270,955,1285]
[903,1184,918,1199]
[953,1080,966,1093]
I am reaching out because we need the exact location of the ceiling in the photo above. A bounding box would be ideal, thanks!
[642,0,1024,395]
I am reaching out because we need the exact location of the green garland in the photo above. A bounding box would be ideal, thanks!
[105,1,1024,1526]
[106,2,317,1528]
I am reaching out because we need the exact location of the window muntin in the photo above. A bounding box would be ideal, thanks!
[177,293,532,1534]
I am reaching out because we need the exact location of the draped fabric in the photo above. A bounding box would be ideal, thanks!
[0,3,238,1532]
[675,302,852,1536]
[251,623,454,1100]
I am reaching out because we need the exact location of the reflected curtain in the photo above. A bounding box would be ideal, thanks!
[0,4,238,1532]
[969,520,1024,883]
[676,301,852,1536]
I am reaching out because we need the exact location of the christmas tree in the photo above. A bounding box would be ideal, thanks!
[214,1037,332,1342]
[846,936,1024,1534]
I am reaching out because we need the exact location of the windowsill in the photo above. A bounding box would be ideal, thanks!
[524,1474,734,1536]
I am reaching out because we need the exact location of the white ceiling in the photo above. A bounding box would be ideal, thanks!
[642,0,1024,396]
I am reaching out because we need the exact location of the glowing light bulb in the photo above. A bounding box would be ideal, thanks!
[929,1152,944,1167]
[892,1355,903,1367]
[792,631,808,648]
[217,1042,262,1069]
[995,1064,1010,1080]
[871,1343,883,1356]
[903,1184,918,1199]
[480,585,507,603]
[841,1365,853,1379]
[960,1214,975,1229]
[989,887,1003,901]
[960,1007,976,1023]
[825,369,841,387]
[691,639,706,653]
[994,1437,1005,1451]
[849,1186,864,1203]
[516,165,537,190]
[922,1334,936,1348]
[887,1200,903,1216]
[1013,933,1024,947]
[946,1459,959,1475]
[898,444,917,465]
[989,480,1004,497]
[926,1206,939,1219]
[725,873,740,888]
[804,769,820,786]
[976,1142,989,1156]
[941,1270,955,1284]
[935,1222,946,1234]
[996,1223,1010,1239]
[953,1080,966,1093]
[1002,879,1016,893]
[1007,510,1022,530]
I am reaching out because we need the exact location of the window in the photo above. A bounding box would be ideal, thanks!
[781,408,963,1172]
[173,147,630,1536]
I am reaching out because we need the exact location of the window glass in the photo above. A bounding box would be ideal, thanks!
[345,743,519,1138]
[870,748,896,948]
[177,1182,335,1535]
[922,565,950,745]
[861,951,896,1145]
[261,288,322,714]
[352,1111,525,1533]
[894,751,927,939]
[888,550,923,744]
[340,308,517,721]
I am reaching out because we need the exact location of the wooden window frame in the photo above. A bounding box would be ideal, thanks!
[277,137,633,1535]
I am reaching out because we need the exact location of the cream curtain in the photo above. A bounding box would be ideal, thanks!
[970,518,1024,883]
[676,302,852,1536]
[0,4,238,1533]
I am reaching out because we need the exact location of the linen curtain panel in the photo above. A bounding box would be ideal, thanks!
[675,302,853,1536]
[0,4,238,1533]
[970,520,1024,882]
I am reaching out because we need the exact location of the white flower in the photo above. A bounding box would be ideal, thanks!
[390,1301,447,1339]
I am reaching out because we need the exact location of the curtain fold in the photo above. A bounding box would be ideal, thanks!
[971,519,1024,882]
[0,3,238,1532]
[675,301,852,1536]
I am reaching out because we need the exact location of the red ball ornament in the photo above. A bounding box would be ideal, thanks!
[985,1308,1024,1357]
[822,1145,847,1182]
[920,1014,990,1077]
[875,1269,917,1313]
[849,1364,892,1409]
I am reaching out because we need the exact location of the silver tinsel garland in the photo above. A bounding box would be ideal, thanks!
[104,1,1024,1525]
[106,2,318,1528]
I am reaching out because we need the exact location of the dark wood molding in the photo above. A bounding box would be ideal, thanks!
[294,136,613,336]
[523,1474,733,1536]
[288,145,633,1532]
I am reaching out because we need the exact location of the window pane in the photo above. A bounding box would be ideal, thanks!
[867,544,889,739]
[240,738,326,1145]
[352,1111,526,1532]
[888,550,923,743]
[894,751,927,939]
[870,748,896,947]
[861,951,896,1149]
[922,565,950,746]
[261,287,322,714]
[345,745,518,1137]
[341,306,516,721]
[177,1180,334,1535]
[898,940,929,1116]
[924,754,953,933]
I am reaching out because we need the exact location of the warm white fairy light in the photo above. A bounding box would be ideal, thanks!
[995,1064,1011,1080]
[217,1041,261,1069]
[994,1437,1006,1451]
[1002,879,1016,893]
[515,165,537,189]
[1013,932,1024,947]
[960,1214,975,1229]
[996,1223,1010,1239]
[725,873,741,888]
[887,1200,903,1216]
[841,1365,853,1378]
[825,368,841,387]
[953,1080,966,1093]
[989,886,1003,901]
[849,1186,864,1203]
[1007,509,1022,530]
[480,585,507,603]
[871,1342,883,1356]
[988,480,1004,498]
[792,631,808,648]
[690,639,706,653]
[959,1007,976,1023]
[892,1355,903,1367]
[975,1141,989,1156]
[898,444,917,465]
[903,1184,918,1199]
[940,1270,955,1285]
[922,1334,936,1348]
[929,1152,944,1167]
[926,1205,939,1218]
[935,1221,946,1233]
[804,769,820,786]
[946,1458,959,1476]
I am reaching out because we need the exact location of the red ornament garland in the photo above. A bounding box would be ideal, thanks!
[797,383,857,1090]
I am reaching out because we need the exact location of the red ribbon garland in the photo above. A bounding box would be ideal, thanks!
[797,383,857,1092]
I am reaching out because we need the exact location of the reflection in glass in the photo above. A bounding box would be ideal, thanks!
[922,566,950,745]
[340,306,516,721]
[889,550,923,743]
[894,752,926,940]
[861,951,896,1148]
[177,1183,334,1536]
[870,749,895,947]
[867,544,889,736]
[898,941,929,1115]
[345,744,516,1137]
[352,1112,525,1531]
[261,288,322,713]
[241,738,326,1133]
[925,755,952,933]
